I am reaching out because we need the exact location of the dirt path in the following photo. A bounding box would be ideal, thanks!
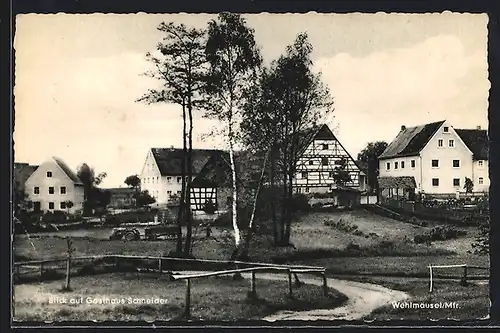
[182,271,410,321]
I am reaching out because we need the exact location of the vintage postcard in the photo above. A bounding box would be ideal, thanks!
[12,12,491,325]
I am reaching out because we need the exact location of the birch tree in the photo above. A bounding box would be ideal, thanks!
[203,13,262,248]
[137,22,207,255]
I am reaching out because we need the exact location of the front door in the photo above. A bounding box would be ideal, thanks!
[33,201,41,213]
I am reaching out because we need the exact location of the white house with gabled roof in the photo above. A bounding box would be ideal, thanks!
[378,120,489,196]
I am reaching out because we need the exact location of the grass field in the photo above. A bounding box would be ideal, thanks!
[337,275,490,320]
[13,272,347,321]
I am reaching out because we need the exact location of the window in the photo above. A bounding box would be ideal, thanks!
[167,190,172,195]
[431,159,439,168]
[301,172,308,179]
[60,202,66,209]
[437,139,443,148]
[49,187,55,194]
[453,178,460,187]
[167,177,172,183]
[479,177,484,185]
[321,157,328,166]
[448,139,455,148]
[305,187,310,193]
[47,171,52,177]
[432,178,439,187]
[177,190,181,194]
[443,126,449,133]
[453,160,460,168]
[478,160,484,167]
[386,162,390,170]
[308,160,314,165]
[60,186,66,194]
[297,188,302,193]
[48,202,55,210]
[34,187,40,194]
[411,160,416,168]
[322,144,328,150]
[177,177,182,183]
[394,162,399,169]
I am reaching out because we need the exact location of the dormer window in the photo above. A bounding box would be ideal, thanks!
[443,126,449,133]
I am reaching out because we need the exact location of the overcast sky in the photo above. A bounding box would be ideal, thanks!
[14,12,489,188]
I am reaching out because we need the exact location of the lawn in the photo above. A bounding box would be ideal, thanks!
[14,209,488,278]
[13,272,347,322]
[336,275,490,321]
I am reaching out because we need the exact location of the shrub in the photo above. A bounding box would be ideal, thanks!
[41,210,68,223]
[290,194,311,212]
[202,199,217,215]
[414,226,466,244]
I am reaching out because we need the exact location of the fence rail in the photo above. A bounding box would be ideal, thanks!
[13,253,328,319]
[172,266,327,318]
[428,264,489,293]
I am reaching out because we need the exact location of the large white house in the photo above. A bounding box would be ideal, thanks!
[139,147,225,206]
[293,124,367,193]
[378,120,489,197]
[24,157,85,213]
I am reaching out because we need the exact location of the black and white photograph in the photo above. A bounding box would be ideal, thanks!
[12,11,491,324]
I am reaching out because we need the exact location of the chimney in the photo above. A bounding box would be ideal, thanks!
[476,126,482,130]
[401,125,406,131]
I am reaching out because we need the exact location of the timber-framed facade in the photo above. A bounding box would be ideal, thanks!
[293,124,367,194]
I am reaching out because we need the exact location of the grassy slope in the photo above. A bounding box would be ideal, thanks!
[13,272,347,322]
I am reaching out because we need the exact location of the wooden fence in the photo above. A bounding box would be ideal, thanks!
[428,264,489,293]
[14,253,327,319]
[172,266,327,318]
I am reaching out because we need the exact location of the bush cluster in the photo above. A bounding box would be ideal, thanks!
[413,225,467,244]
[323,218,378,238]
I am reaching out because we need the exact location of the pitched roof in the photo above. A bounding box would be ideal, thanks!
[52,157,84,185]
[379,121,446,160]
[455,129,489,160]
[150,148,224,176]
[13,163,38,188]
[378,176,417,189]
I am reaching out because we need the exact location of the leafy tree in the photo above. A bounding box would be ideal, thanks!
[332,158,352,186]
[77,163,107,215]
[138,22,207,256]
[357,141,388,193]
[124,175,141,191]
[464,177,474,194]
[274,33,334,245]
[63,200,74,215]
[135,190,156,208]
[203,12,262,250]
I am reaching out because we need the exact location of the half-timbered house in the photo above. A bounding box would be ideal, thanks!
[293,124,367,194]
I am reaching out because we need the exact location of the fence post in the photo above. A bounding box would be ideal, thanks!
[39,263,44,282]
[460,265,468,286]
[184,278,191,319]
[322,271,328,296]
[158,258,162,277]
[248,270,257,299]
[65,238,73,290]
[287,269,293,298]
[428,265,433,293]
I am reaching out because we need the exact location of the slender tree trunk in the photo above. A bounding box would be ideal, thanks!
[241,148,270,258]
[270,143,278,244]
[280,128,290,246]
[229,116,241,247]
[284,132,297,243]
[176,101,187,253]
[183,95,194,256]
